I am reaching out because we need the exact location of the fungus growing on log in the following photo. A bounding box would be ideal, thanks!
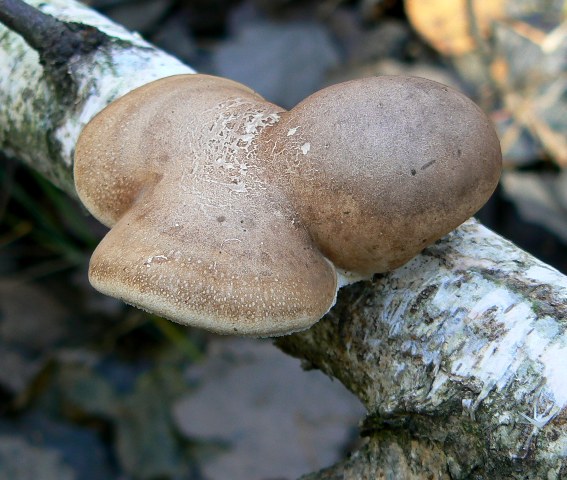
[74,74,501,336]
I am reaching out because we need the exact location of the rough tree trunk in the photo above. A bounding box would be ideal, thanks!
[1,1,566,478]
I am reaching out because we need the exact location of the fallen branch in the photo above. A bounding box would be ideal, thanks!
[0,0,192,191]
[279,219,567,478]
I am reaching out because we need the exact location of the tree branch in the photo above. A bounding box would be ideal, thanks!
[0,0,193,190]
[0,0,109,103]
[278,219,567,478]
[1,1,567,478]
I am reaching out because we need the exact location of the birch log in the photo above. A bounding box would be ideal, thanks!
[0,0,193,192]
[1,2,567,478]
[279,220,567,479]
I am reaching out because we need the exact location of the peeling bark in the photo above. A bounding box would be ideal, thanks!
[278,220,567,479]
[1,2,567,479]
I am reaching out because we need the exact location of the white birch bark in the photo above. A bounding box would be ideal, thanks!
[1,1,567,478]
[0,0,193,192]
[278,219,567,479]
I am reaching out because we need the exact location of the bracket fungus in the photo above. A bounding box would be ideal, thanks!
[74,74,501,336]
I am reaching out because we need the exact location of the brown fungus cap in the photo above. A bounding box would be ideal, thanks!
[74,74,501,336]
[265,76,502,274]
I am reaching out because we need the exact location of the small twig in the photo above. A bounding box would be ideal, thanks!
[464,0,501,110]
[465,0,491,59]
